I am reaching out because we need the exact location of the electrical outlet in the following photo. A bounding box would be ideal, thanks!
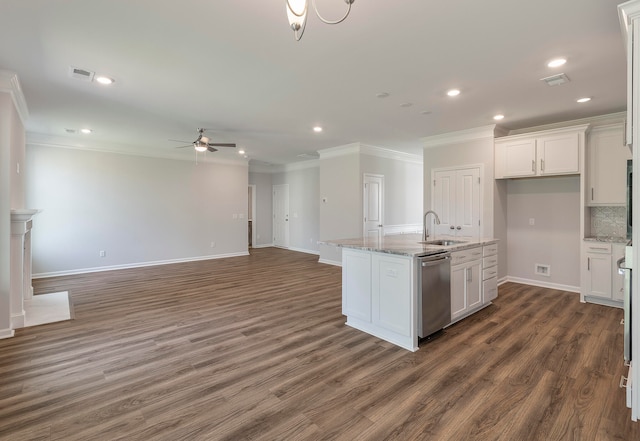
[210,241,216,248]
[529,218,535,226]
[99,250,106,257]
[233,213,238,220]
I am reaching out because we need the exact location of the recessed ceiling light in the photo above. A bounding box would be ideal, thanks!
[493,114,505,121]
[420,110,432,115]
[238,149,245,155]
[95,76,114,85]
[80,128,92,134]
[547,58,567,68]
[447,89,460,97]
[376,92,390,99]
[313,126,323,133]
[400,102,413,108]
[577,97,591,103]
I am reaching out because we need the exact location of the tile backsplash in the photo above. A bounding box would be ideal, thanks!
[591,206,627,238]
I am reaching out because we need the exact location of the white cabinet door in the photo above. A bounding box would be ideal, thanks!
[537,132,580,176]
[342,249,371,321]
[466,261,482,311]
[371,253,412,337]
[585,253,612,299]
[587,124,630,206]
[433,167,480,238]
[503,138,537,177]
[450,264,467,320]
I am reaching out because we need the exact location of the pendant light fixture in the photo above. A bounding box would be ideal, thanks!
[286,0,355,41]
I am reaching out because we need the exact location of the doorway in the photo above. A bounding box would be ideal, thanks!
[248,185,256,248]
[363,174,384,239]
[273,184,290,248]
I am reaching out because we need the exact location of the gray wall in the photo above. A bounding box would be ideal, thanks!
[272,164,320,254]
[1,92,24,336]
[423,131,507,279]
[506,176,581,289]
[248,171,273,247]
[26,145,249,276]
[360,153,423,229]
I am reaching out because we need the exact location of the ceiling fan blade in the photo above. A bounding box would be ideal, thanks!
[168,139,191,143]
[176,145,193,149]
[207,146,218,153]
[208,143,236,148]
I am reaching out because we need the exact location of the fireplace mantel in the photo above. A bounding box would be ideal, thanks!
[10,209,40,328]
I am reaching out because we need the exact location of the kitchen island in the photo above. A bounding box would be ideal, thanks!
[323,234,498,351]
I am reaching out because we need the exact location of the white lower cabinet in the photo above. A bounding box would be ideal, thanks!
[450,246,483,321]
[581,241,625,308]
[342,248,417,351]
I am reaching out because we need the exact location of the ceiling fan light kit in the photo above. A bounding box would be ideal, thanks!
[171,128,237,154]
[286,0,355,41]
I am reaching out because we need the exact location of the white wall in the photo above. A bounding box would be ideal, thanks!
[318,151,362,264]
[360,153,423,230]
[248,171,273,247]
[506,176,581,289]
[26,145,249,276]
[272,164,320,254]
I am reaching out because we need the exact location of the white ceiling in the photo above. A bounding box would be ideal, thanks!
[0,0,628,165]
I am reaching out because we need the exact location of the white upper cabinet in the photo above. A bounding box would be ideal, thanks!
[495,125,589,179]
[586,123,631,206]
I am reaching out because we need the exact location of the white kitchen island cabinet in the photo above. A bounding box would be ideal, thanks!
[450,246,483,322]
[342,248,417,351]
[331,234,499,352]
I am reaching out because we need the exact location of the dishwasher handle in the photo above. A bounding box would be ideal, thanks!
[420,254,451,267]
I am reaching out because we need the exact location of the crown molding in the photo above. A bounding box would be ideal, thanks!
[421,125,498,148]
[317,142,361,159]
[359,144,422,164]
[0,70,29,124]
[26,133,248,166]
[504,112,625,136]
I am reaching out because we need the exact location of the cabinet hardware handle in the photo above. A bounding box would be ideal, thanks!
[591,188,594,201]
[532,159,535,172]
[541,158,545,172]
[450,226,455,230]
[456,226,461,230]
[587,257,590,271]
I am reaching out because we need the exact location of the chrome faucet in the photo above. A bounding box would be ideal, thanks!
[423,210,441,241]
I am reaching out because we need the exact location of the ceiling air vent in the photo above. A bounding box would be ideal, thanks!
[65,128,77,134]
[540,73,570,87]
[68,66,95,82]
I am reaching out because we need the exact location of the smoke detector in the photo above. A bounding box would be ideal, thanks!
[540,73,570,86]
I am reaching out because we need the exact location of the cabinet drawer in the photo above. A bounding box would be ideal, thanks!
[584,242,612,254]
[483,255,498,268]
[483,277,498,302]
[482,266,498,281]
[483,243,498,256]
[451,247,483,265]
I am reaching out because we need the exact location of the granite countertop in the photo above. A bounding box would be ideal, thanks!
[584,236,630,244]
[320,234,498,258]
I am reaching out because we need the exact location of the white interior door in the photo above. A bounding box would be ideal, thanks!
[432,167,480,237]
[363,174,384,239]
[273,184,289,248]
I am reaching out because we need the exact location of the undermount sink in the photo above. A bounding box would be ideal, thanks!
[418,239,466,246]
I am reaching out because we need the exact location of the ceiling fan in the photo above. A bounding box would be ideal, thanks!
[170,128,236,153]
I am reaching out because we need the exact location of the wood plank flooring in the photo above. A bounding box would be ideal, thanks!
[0,247,638,440]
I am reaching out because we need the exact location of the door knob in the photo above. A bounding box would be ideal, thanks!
[456,226,461,230]
[450,226,455,230]
[378,224,383,227]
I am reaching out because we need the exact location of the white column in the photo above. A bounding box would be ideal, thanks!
[10,209,38,329]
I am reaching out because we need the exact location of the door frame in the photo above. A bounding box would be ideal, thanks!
[272,184,290,248]
[363,173,384,238]
[249,184,257,247]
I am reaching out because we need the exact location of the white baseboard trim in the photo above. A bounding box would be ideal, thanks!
[505,276,580,293]
[33,251,251,279]
[0,328,14,339]
[318,258,342,267]
[10,312,25,329]
[287,246,320,256]
[251,243,273,249]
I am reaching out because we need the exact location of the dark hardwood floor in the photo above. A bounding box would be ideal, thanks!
[0,247,637,440]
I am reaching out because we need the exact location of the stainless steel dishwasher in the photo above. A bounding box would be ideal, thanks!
[418,252,451,338]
